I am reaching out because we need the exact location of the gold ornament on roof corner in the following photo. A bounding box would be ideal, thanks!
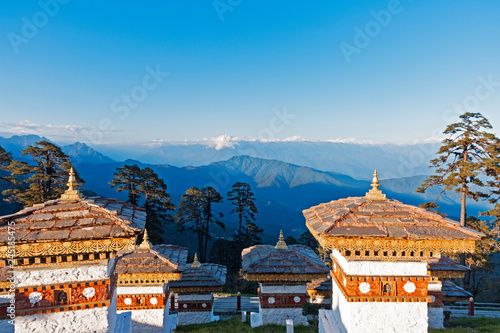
[192,253,201,268]
[60,167,82,201]
[275,230,288,250]
[138,229,151,249]
[365,169,386,201]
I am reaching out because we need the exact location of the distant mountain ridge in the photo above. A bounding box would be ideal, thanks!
[0,135,114,165]
[0,136,491,244]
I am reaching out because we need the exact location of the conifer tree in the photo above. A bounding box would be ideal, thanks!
[176,186,224,262]
[227,182,261,247]
[109,164,142,205]
[0,146,13,183]
[2,141,79,207]
[110,165,174,244]
[417,112,500,227]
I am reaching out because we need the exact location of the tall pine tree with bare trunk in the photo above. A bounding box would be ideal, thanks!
[110,164,174,244]
[417,112,500,227]
[2,141,82,207]
[176,186,224,262]
[227,182,262,247]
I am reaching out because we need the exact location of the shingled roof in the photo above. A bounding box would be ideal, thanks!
[427,256,470,278]
[115,232,183,284]
[153,244,188,269]
[303,172,483,254]
[242,234,328,282]
[169,255,227,293]
[0,196,145,259]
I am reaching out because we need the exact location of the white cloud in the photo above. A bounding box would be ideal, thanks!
[1,120,90,135]
[204,134,238,150]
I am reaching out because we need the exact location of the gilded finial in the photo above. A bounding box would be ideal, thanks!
[365,169,386,201]
[371,170,380,190]
[60,167,82,201]
[275,229,288,250]
[192,253,201,268]
[138,229,151,249]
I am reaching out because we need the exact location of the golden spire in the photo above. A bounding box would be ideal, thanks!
[192,253,201,268]
[365,169,386,201]
[275,229,288,250]
[60,167,82,201]
[138,229,151,249]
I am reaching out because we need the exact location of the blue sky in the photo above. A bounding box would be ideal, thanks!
[1,0,499,145]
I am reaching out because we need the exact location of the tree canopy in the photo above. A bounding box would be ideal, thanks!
[417,112,500,226]
[176,186,224,262]
[2,141,80,207]
[110,164,174,244]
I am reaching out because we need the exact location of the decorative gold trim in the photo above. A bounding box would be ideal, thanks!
[244,273,328,282]
[170,286,223,293]
[307,223,477,255]
[0,237,136,259]
[428,270,466,279]
[117,272,181,285]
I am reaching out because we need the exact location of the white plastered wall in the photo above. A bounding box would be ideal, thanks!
[15,263,109,287]
[258,284,308,326]
[117,309,164,333]
[331,250,428,276]
[328,251,429,333]
[15,306,111,333]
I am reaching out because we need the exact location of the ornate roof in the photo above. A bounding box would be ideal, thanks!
[441,280,472,301]
[0,196,145,259]
[427,256,470,278]
[303,171,483,255]
[153,244,189,269]
[169,255,227,293]
[115,231,182,284]
[307,276,332,295]
[242,234,328,282]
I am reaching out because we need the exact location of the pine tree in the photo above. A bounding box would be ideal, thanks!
[0,146,13,183]
[417,112,500,227]
[110,165,174,244]
[460,216,500,296]
[176,186,224,262]
[140,167,175,243]
[2,141,79,207]
[227,182,261,247]
[109,164,142,205]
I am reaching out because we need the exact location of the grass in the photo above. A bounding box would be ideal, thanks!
[429,317,500,333]
[177,316,500,333]
[176,316,317,333]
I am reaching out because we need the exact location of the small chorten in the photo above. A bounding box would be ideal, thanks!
[191,253,201,268]
[275,230,288,250]
[138,229,151,249]
[365,169,386,201]
[60,167,82,201]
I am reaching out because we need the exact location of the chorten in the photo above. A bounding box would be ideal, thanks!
[241,231,329,326]
[303,170,483,332]
[169,253,227,326]
[0,169,145,332]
